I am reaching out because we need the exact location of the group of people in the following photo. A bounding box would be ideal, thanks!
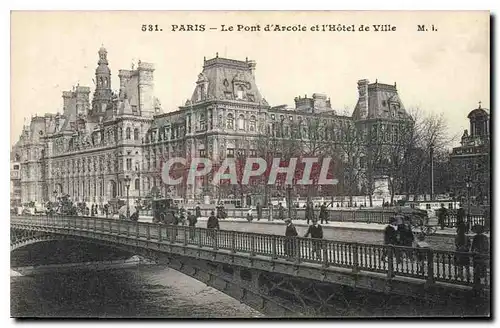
[383,213,489,283]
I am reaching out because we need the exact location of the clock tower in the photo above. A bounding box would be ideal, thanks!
[91,46,113,116]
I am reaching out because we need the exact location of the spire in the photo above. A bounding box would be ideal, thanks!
[478,101,482,109]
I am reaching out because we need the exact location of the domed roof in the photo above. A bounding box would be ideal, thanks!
[96,65,111,74]
[467,102,489,119]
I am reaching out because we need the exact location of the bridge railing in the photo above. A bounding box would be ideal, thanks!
[187,208,488,229]
[12,215,490,290]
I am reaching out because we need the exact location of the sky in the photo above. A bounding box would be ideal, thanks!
[10,11,490,147]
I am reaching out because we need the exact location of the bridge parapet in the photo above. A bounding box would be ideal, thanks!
[11,215,490,293]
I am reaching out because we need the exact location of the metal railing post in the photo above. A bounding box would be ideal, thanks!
[213,229,219,250]
[271,235,277,259]
[294,237,301,264]
[101,219,104,232]
[427,249,434,283]
[352,243,359,273]
[93,217,97,232]
[158,225,162,242]
[117,221,121,235]
[322,240,329,267]
[136,222,140,238]
[231,231,237,253]
[387,246,394,278]
[250,234,255,257]
[198,228,203,248]
[183,226,188,246]
[146,224,151,240]
[108,220,112,233]
[127,222,130,237]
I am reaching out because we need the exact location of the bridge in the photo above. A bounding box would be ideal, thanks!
[11,215,490,317]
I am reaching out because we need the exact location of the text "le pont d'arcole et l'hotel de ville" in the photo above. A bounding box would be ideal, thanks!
[169,24,397,32]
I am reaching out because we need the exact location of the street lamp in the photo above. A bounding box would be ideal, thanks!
[135,161,141,199]
[286,184,293,218]
[466,178,472,229]
[125,175,131,219]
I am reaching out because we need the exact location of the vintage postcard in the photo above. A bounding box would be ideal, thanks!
[10,11,490,318]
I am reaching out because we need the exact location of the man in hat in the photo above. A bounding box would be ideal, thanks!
[383,217,399,263]
[319,202,329,224]
[304,217,324,260]
[456,203,467,233]
[256,202,262,221]
[471,224,489,286]
[284,218,298,259]
[187,210,197,240]
[278,203,285,221]
[437,203,448,230]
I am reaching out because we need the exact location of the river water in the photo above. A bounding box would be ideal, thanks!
[11,266,262,318]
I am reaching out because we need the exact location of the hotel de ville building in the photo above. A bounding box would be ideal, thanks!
[11,47,410,208]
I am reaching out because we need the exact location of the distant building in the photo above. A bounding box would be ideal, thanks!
[11,48,411,206]
[10,150,21,207]
[450,103,490,205]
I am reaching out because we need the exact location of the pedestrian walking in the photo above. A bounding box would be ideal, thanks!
[195,203,202,219]
[383,217,399,263]
[456,204,468,233]
[278,203,285,221]
[256,202,262,221]
[437,204,448,230]
[319,202,329,224]
[304,218,323,260]
[187,211,197,240]
[284,218,298,260]
[454,223,471,280]
[471,225,489,286]
[397,216,414,259]
[207,210,220,244]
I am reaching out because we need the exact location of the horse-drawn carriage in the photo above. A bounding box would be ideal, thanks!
[398,207,437,236]
[151,198,179,224]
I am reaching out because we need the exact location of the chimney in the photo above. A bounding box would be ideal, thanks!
[357,79,369,119]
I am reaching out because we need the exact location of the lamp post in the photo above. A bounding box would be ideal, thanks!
[53,189,58,203]
[286,184,293,219]
[430,143,434,201]
[135,161,141,199]
[125,175,131,220]
[466,178,472,230]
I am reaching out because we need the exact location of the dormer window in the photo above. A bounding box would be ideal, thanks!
[236,86,244,100]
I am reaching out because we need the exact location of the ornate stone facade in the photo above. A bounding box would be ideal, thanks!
[450,103,491,205]
[11,48,409,205]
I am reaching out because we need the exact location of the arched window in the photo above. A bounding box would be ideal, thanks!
[227,114,234,129]
[238,114,245,130]
[134,128,139,140]
[135,178,140,190]
[249,115,256,132]
[126,127,131,140]
[200,113,206,131]
[110,181,117,198]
